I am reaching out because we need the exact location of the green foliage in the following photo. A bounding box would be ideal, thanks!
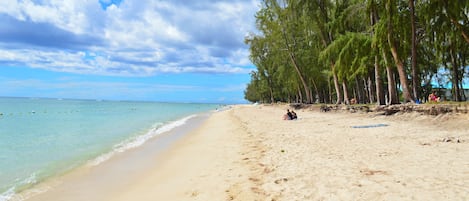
[244,0,469,104]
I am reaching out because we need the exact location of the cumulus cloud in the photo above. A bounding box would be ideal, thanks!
[0,0,259,76]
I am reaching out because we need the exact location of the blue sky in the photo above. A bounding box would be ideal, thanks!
[0,0,260,103]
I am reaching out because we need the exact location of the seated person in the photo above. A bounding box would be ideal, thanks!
[283,109,293,120]
[428,92,440,102]
[291,110,298,120]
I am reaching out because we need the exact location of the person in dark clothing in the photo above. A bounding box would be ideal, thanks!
[291,110,297,120]
[283,109,293,120]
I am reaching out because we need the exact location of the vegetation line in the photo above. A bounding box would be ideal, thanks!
[245,0,468,104]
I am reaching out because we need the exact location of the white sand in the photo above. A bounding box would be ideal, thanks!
[21,105,469,201]
[238,105,469,200]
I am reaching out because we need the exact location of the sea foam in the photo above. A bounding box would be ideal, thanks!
[87,114,197,166]
[0,173,43,201]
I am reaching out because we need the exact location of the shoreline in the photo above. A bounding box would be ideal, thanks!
[10,112,214,201]
[14,104,469,200]
[0,98,221,201]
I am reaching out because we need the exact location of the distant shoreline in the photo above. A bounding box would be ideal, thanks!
[0,96,233,105]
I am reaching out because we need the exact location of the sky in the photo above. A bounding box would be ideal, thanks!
[0,0,260,103]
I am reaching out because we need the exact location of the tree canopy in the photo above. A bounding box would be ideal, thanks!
[245,0,469,104]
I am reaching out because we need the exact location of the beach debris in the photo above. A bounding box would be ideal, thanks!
[419,142,431,146]
[190,190,199,197]
[263,167,274,173]
[374,104,460,115]
[249,177,261,182]
[442,137,462,143]
[360,169,388,176]
[351,123,388,128]
[346,105,371,113]
[320,105,331,112]
[320,105,339,112]
[250,186,264,195]
[274,178,288,184]
[375,106,400,115]
[377,151,397,157]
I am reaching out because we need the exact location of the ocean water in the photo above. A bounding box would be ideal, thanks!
[0,97,219,200]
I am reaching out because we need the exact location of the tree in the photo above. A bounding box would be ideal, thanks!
[369,0,386,105]
[385,0,413,102]
[245,0,469,104]
[409,0,419,101]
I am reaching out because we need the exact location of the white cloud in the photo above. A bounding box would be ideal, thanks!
[0,0,98,34]
[0,0,23,20]
[0,0,260,76]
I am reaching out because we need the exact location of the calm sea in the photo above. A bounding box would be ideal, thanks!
[0,97,219,200]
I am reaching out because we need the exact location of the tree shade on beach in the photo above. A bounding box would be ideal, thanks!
[245,0,469,104]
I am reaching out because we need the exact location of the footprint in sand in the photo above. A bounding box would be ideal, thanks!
[274,178,289,184]
[188,190,199,197]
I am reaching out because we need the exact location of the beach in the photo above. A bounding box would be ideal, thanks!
[20,104,469,201]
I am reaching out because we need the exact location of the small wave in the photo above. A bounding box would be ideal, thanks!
[0,187,14,201]
[88,115,197,166]
[0,173,44,201]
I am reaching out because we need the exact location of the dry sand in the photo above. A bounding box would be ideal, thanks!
[22,104,469,201]
[237,105,469,201]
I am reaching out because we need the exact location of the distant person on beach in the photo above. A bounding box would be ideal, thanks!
[283,109,293,120]
[291,110,298,120]
[428,91,440,102]
[283,109,298,120]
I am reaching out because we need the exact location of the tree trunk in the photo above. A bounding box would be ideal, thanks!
[355,77,363,104]
[409,0,419,102]
[375,55,385,105]
[269,86,274,103]
[342,80,350,105]
[277,13,312,103]
[449,45,461,101]
[310,77,320,103]
[287,50,312,103]
[387,0,413,103]
[332,69,342,104]
[368,76,375,104]
[297,86,303,103]
[389,36,413,103]
[371,0,385,105]
[382,49,400,104]
[268,78,274,103]
[328,75,333,104]
[363,78,370,103]
[461,53,467,101]
[459,79,466,101]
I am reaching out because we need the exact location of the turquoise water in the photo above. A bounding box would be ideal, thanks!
[0,97,219,200]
